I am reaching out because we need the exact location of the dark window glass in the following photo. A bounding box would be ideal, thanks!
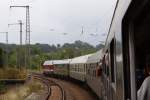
[110,39,115,82]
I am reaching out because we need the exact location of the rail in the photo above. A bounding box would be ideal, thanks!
[31,73,66,100]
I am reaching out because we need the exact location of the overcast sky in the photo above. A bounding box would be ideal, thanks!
[0,0,117,46]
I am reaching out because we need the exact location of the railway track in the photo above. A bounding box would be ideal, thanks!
[31,73,66,100]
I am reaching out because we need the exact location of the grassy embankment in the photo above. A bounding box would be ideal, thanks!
[0,68,27,94]
[0,68,27,80]
[0,79,45,100]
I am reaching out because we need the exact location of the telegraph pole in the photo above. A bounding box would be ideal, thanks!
[10,5,31,69]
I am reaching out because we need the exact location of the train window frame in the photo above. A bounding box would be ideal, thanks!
[82,64,83,72]
[105,51,110,78]
[110,38,116,84]
[75,64,77,71]
[84,64,86,73]
[94,70,96,77]
[103,55,107,77]
[93,70,95,77]
[78,64,79,72]
[122,1,150,100]
[133,4,150,98]
[87,64,90,74]
[102,56,105,75]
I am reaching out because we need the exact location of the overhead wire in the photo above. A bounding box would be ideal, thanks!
[17,0,38,5]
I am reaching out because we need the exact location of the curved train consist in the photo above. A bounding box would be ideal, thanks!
[43,50,103,99]
[43,0,150,100]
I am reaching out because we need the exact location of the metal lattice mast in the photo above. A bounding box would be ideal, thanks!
[26,6,30,69]
[10,5,31,69]
[8,20,24,69]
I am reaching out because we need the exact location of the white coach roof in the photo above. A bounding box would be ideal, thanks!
[43,59,71,66]
[53,59,72,65]
[70,54,92,64]
[43,60,53,66]
[87,49,103,63]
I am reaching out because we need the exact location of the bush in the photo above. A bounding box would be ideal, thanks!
[27,82,43,94]
[0,68,27,80]
[0,82,6,94]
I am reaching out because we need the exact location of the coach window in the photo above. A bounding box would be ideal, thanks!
[133,4,150,90]
[93,68,95,77]
[83,64,84,72]
[81,64,83,72]
[78,64,80,72]
[93,70,95,77]
[75,65,77,71]
[105,51,110,77]
[84,64,86,72]
[72,65,73,71]
[75,65,76,71]
[80,64,82,72]
[123,1,150,99]
[102,55,106,76]
[87,64,90,74]
[73,65,75,71]
[89,64,91,75]
[94,70,96,77]
[102,56,106,75]
[79,64,80,72]
[110,39,116,83]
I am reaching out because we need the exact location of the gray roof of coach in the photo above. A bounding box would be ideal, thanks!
[87,50,103,63]
[43,59,71,65]
[43,60,53,65]
[70,54,92,64]
[53,59,72,65]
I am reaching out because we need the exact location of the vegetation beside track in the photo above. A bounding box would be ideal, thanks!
[0,82,7,94]
[27,79,45,94]
[0,41,104,70]
[0,68,27,80]
[0,78,46,100]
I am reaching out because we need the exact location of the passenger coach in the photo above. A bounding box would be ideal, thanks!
[101,0,150,100]
[52,59,71,78]
[86,49,103,99]
[70,54,92,82]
